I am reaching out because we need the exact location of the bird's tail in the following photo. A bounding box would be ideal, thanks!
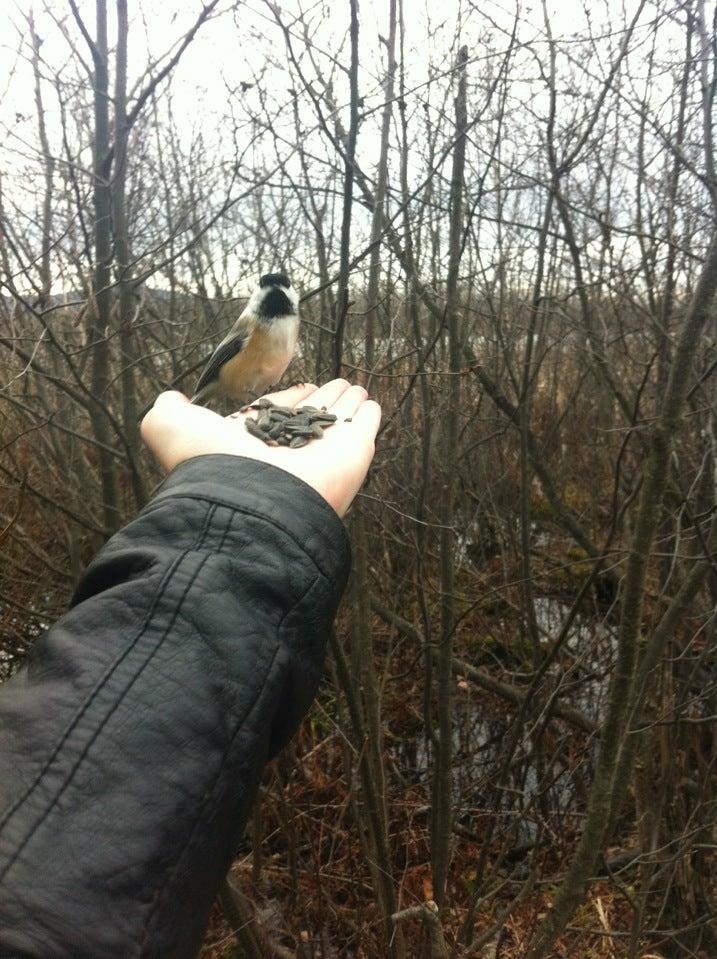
[189,384,214,406]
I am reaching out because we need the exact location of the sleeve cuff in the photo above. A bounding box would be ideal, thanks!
[147,454,352,580]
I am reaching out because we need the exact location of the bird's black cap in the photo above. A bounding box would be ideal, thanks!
[259,272,291,289]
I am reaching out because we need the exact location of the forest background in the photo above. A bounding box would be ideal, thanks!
[1,0,717,956]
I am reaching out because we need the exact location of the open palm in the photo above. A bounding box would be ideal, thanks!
[140,379,381,517]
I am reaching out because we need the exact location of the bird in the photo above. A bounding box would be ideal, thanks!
[191,272,300,406]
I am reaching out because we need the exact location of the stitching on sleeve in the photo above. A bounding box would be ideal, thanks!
[196,503,217,551]
[216,508,233,554]
[142,495,342,580]
[0,552,211,884]
[137,569,323,955]
[0,505,218,877]
[0,555,175,839]
[136,638,284,958]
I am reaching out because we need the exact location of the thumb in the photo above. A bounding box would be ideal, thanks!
[140,391,191,448]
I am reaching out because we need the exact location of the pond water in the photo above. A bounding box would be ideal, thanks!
[387,595,615,837]
[1,584,614,841]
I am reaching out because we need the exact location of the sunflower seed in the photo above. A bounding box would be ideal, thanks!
[289,436,309,448]
[245,418,268,439]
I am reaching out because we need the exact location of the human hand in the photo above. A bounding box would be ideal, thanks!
[140,379,381,518]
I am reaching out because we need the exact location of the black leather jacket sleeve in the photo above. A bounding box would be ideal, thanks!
[0,455,351,959]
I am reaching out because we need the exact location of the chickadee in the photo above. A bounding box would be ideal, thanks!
[191,272,300,404]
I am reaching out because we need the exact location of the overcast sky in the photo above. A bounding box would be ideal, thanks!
[2,0,664,149]
[0,0,687,295]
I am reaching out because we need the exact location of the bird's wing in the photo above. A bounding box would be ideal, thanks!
[194,315,256,396]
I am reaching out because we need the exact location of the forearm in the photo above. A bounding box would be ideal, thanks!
[0,455,350,958]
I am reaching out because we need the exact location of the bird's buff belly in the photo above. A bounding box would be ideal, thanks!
[218,322,296,397]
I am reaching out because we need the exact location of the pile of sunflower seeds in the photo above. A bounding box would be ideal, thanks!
[244,397,340,448]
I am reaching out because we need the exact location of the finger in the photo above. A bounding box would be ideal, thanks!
[350,399,382,439]
[304,378,352,411]
[330,384,368,419]
[140,391,190,443]
[149,390,191,412]
[255,382,318,408]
